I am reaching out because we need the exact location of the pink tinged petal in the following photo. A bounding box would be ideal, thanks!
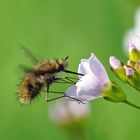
[129,33,140,50]
[48,102,70,124]
[89,53,109,85]
[68,102,90,118]
[76,74,103,100]
[137,61,140,65]
[66,85,88,102]
[66,85,78,99]
[128,43,137,52]
[123,65,134,76]
[109,56,121,69]
[78,59,91,79]
[124,32,140,53]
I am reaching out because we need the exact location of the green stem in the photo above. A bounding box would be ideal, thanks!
[66,125,86,140]
[123,100,140,110]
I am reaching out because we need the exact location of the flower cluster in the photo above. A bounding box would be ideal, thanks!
[46,9,140,110]
[110,43,140,91]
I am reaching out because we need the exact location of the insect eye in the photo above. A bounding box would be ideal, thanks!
[60,64,64,69]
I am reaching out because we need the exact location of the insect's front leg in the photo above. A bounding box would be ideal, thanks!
[54,76,78,84]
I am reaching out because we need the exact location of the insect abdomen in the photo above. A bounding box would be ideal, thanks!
[19,73,44,104]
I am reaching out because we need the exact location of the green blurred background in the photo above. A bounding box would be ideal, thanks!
[0,0,140,140]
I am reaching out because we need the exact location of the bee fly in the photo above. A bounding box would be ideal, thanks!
[18,46,84,104]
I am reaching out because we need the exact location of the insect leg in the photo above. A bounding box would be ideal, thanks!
[65,95,85,104]
[53,81,72,84]
[54,77,77,84]
[20,45,39,64]
[45,83,50,101]
[54,78,74,84]
[47,83,50,92]
[46,95,66,102]
[45,91,85,104]
[64,76,78,83]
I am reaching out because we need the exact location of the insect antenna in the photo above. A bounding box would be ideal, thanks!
[20,45,39,64]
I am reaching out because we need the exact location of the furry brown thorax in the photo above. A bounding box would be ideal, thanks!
[19,59,68,104]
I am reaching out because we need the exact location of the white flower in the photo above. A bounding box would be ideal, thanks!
[48,100,90,125]
[124,7,140,52]
[66,53,110,101]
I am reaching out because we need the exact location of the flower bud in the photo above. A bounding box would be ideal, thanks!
[123,65,135,76]
[109,56,127,82]
[102,82,126,103]
[127,60,136,68]
[123,65,140,90]
[127,60,140,74]
[134,61,140,73]
[109,56,122,69]
[128,43,140,62]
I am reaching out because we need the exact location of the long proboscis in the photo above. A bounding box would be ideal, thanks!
[63,69,84,76]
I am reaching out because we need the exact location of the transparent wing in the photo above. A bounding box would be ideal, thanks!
[20,44,39,64]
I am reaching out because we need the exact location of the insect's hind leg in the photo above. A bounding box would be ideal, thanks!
[46,95,66,102]
[65,76,78,83]
[45,91,85,104]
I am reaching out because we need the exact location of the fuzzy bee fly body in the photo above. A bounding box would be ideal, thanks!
[18,46,84,104]
[18,47,69,104]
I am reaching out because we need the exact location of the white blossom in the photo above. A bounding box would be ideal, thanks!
[66,53,110,101]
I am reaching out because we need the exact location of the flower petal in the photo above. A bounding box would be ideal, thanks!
[78,59,92,78]
[76,74,103,100]
[128,43,137,52]
[124,32,140,52]
[66,85,77,99]
[66,85,87,101]
[89,53,109,85]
